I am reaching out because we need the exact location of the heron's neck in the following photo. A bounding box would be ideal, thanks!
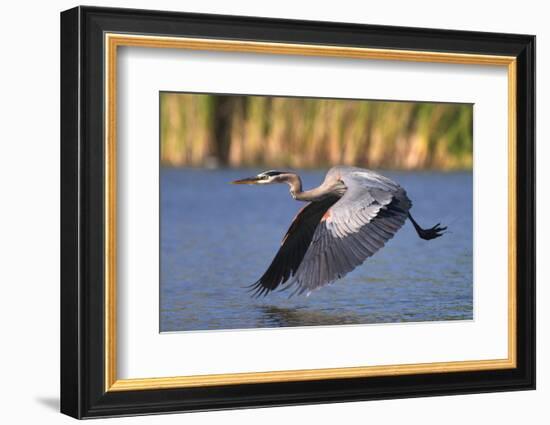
[284,174,327,202]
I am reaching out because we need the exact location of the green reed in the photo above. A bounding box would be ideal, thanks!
[160,93,473,170]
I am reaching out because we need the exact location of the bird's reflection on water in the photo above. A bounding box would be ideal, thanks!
[160,168,473,332]
[255,305,363,328]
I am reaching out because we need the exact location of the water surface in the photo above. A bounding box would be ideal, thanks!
[160,168,472,332]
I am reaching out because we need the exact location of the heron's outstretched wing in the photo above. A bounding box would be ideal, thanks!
[249,196,339,297]
[286,170,412,296]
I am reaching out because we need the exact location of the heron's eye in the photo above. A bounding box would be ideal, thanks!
[260,175,269,180]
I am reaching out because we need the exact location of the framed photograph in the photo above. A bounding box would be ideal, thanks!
[60,6,535,419]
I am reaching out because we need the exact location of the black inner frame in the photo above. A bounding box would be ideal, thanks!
[60,6,535,419]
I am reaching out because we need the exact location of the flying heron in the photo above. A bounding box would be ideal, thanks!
[232,166,446,297]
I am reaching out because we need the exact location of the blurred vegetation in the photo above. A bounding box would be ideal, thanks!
[160,93,472,170]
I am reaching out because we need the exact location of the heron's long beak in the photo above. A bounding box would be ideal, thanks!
[231,176,261,185]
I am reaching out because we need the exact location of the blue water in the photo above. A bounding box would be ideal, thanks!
[160,168,473,332]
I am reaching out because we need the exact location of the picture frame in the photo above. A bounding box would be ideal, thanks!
[60,5,535,419]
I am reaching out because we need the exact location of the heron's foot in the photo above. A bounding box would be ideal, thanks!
[418,223,447,240]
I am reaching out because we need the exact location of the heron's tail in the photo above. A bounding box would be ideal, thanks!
[408,212,447,240]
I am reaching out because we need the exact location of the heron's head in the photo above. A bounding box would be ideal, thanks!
[231,170,290,185]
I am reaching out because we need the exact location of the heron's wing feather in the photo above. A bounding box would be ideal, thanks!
[287,170,411,296]
[249,196,339,296]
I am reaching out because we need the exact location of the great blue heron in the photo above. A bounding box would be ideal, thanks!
[232,166,446,297]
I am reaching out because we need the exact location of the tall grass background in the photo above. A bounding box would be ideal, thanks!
[160,93,473,170]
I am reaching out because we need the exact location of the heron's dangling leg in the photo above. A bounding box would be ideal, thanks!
[408,212,447,240]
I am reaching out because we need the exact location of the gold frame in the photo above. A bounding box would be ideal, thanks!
[104,33,517,392]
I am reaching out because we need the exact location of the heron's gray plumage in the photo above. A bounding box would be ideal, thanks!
[248,196,339,297]
[236,165,445,297]
[283,167,411,295]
